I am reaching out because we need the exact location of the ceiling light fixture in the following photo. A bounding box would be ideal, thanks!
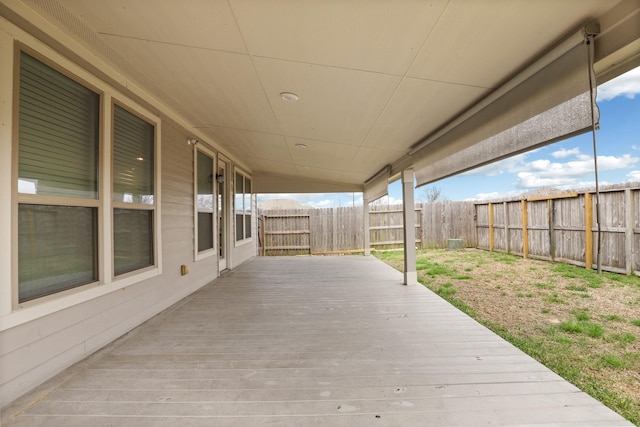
[295,143,307,149]
[280,92,299,102]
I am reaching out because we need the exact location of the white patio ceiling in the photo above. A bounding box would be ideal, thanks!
[5,0,640,193]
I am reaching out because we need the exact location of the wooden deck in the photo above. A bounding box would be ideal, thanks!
[2,256,632,426]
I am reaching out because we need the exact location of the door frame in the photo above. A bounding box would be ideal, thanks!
[217,155,230,272]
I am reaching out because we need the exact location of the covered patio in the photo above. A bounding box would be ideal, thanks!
[3,256,631,426]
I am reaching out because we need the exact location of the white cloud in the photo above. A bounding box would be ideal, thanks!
[466,190,522,201]
[371,195,403,206]
[516,172,578,189]
[312,199,334,208]
[597,66,640,101]
[628,170,640,182]
[515,152,639,189]
[551,147,580,158]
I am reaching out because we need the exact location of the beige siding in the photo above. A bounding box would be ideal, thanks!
[0,120,225,408]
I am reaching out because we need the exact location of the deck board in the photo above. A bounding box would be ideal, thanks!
[2,256,633,426]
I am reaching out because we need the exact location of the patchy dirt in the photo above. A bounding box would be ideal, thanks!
[375,248,640,423]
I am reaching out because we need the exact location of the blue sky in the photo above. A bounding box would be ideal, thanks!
[258,66,640,207]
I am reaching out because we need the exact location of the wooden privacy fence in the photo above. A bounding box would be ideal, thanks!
[475,185,640,275]
[259,201,476,256]
[259,207,363,256]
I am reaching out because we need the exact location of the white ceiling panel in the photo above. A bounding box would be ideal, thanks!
[249,158,298,176]
[254,57,400,144]
[231,0,447,75]
[294,166,345,182]
[409,0,614,88]
[363,77,488,150]
[103,36,281,133]
[59,0,247,53]
[209,128,290,163]
[350,146,405,174]
[286,138,360,170]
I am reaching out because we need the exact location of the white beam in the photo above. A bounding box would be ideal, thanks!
[402,169,417,286]
[363,197,370,256]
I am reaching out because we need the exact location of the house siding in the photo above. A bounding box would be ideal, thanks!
[0,19,256,408]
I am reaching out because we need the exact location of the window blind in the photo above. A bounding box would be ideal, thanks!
[363,165,389,202]
[18,52,99,198]
[113,105,154,203]
[113,209,153,275]
[19,204,97,302]
[197,151,214,252]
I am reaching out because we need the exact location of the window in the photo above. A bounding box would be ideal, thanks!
[112,105,156,275]
[17,51,100,302]
[196,150,215,254]
[234,170,252,242]
[16,50,159,304]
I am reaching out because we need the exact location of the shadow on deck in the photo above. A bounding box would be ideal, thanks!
[2,256,632,426]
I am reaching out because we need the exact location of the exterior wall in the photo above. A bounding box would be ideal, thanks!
[0,17,256,408]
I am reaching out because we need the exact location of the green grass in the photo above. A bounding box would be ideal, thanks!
[585,322,605,338]
[560,321,583,333]
[605,273,640,288]
[631,319,640,327]
[544,293,566,304]
[601,354,625,369]
[490,252,519,265]
[610,333,637,346]
[601,314,625,322]
[372,250,404,261]
[552,263,604,288]
[534,282,554,289]
[436,286,457,298]
[566,285,588,292]
[572,310,590,321]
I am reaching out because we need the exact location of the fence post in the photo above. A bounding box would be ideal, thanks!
[504,201,509,253]
[522,200,528,259]
[489,203,494,252]
[585,192,593,269]
[259,214,265,256]
[625,189,633,274]
[549,199,555,262]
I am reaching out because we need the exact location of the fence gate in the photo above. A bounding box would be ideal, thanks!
[260,210,311,256]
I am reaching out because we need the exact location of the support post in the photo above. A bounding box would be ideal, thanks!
[363,197,370,256]
[402,169,417,286]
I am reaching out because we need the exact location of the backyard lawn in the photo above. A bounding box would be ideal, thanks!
[374,248,640,425]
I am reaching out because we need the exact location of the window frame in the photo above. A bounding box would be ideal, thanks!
[110,99,160,279]
[11,44,162,309]
[234,168,253,245]
[193,145,216,260]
